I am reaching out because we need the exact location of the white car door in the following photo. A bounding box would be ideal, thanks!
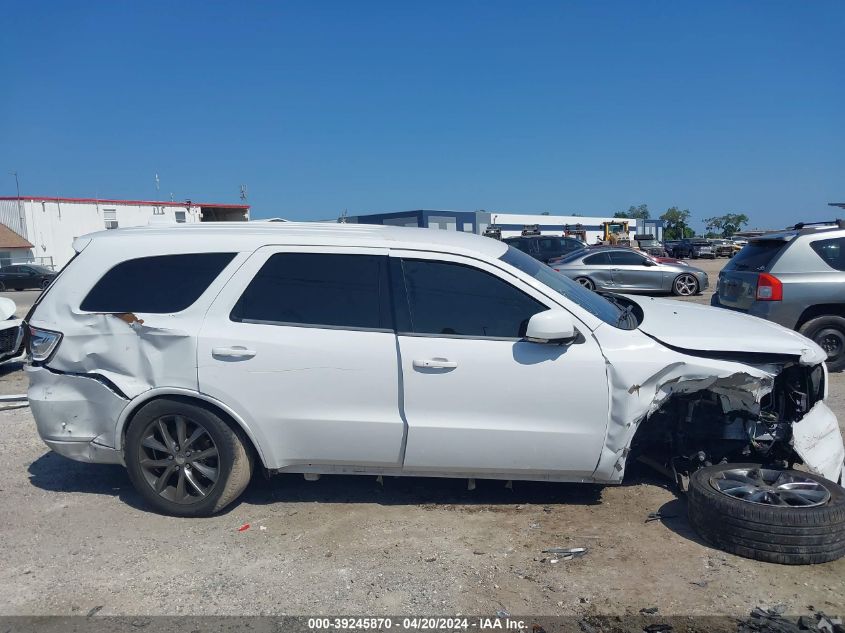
[197,246,405,470]
[391,252,610,478]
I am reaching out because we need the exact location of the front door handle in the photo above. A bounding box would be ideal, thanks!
[212,346,257,359]
[413,358,458,369]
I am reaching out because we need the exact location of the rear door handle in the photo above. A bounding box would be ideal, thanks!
[212,346,257,359]
[413,358,458,369]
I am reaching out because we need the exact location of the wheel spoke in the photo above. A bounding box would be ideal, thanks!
[175,468,187,501]
[192,447,218,461]
[184,426,207,450]
[184,468,208,497]
[155,465,177,493]
[140,457,172,469]
[710,468,831,507]
[157,420,177,455]
[142,436,169,453]
[191,460,218,483]
[175,416,187,449]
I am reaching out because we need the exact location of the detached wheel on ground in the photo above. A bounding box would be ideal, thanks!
[799,315,845,372]
[672,273,699,296]
[687,463,845,565]
[125,398,254,517]
[575,277,595,290]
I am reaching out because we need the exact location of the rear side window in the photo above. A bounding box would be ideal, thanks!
[80,253,236,313]
[231,253,389,330]
[584,252,611,265]
[727,240,787,271]
[609,251,646,265]
[399,259,545,338]
[810,237,845,271]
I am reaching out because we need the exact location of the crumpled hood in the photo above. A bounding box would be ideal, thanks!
[631,296,827,365]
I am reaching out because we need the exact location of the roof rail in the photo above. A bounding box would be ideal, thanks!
[791,219,845,230]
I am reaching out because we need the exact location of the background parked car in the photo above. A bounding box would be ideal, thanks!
[502,234,586,263]
[667,238,715,259]
[633,234,667,257]
[711,239,736,258]
[712,220,845,371]
[0,264,57,291]
[550,247,708,295]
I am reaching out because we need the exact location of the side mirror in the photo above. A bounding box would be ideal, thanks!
[643,259,657,266]
[525,310,577,344]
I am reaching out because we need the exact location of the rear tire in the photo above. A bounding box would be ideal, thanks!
[125,398,254,517]
[799,315,845,372]
[0,281,5,291]
[688,463,845,565]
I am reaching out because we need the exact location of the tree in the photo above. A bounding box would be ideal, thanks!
[660,206,692,240]
[704,213,749,238]
[614,204,649,220]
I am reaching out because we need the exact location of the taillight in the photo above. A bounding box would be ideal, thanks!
[28,326,62,362]
[756,273,782,301]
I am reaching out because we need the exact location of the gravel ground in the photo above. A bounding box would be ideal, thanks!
[0,258,843,617]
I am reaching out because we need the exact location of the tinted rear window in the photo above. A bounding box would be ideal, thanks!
[231,253,389,330]
[80,253,236,313]
[727,240,788,271]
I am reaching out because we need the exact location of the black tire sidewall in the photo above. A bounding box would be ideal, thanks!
[125,399,242,517]
[799,315,845,372]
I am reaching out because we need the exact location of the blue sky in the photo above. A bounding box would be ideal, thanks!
[2,1,843,230]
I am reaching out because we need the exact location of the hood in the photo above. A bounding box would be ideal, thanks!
[631,296,827,365]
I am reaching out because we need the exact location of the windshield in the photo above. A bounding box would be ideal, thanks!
[499,246,633,329]
[726,239,788,271]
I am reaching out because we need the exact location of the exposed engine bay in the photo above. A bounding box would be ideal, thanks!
[630,361,830,488]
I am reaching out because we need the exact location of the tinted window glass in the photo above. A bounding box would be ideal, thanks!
[810,237,845,271]
[231,253,387,329]
[400,259,545,338]
[81,253,235,313]
[727,240,788,271]
[584,252,611,265]
[609,251,646,265]
[504,238,530,253]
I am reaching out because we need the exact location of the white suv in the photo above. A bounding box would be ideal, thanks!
[25,223,845,564]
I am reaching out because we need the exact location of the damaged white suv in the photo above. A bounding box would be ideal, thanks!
[24,224,845,564]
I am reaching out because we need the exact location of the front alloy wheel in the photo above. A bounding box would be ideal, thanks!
[688,463,845,565]
[672,273,699,296]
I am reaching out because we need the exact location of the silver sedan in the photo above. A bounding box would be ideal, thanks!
[550,247,709,296]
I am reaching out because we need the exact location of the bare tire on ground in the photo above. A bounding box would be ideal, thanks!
[125,398,254,517]
[672,273,699,296]
[799,315,845,372]
[687,463,845,565]
[575,277,595,291]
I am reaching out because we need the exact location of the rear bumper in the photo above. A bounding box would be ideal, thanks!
[26,364,128,464]
[710,295,798,329]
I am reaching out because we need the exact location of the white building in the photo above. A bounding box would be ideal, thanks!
[0,196,249,269]
[344,209,635,244]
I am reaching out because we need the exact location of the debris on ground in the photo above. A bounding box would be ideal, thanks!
[640,606,659,614]
[237,523,250,532]
[496,609,510,618]
[738,607,844,633]
[541,546,588,561]
[86,605,103,618]
[642,624,673,633]
[645,511,677,523]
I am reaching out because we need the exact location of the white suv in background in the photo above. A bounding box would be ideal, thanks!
[23,223,845,564]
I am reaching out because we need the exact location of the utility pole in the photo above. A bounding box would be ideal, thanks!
[9,171,24,233]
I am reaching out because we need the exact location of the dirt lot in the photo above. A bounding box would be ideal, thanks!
[0,259,843,618]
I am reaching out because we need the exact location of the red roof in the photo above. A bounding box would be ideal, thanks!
[0,196,249,210]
